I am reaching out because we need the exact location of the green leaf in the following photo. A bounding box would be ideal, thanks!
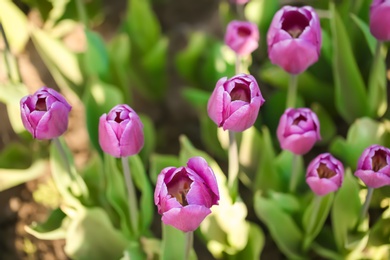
[182,87,210,111]
[64,207,128,260]
[161,224,188,260]
[83,29,109,79]
[31,27,83,95]
[254,192,305,259]
[330,117,390,170]
[25,208,67,240]
[238,126,263,179]
[275,150,304,192]
[302,193,334,251]
[331,169,361,250]
[0,0,29,53]
[311,103,336,144]
[233,223,264,260]
[128,155,153,234]
[150,154,181,184]
[138,114,156,166]
[104,154,132,239]
[0,160,47,192]
[350,14,376,55]
[268,190,301,214]
[0,142,31,169]
[329,2,368,123]
[124,0,160,55]
[83,79,124,154]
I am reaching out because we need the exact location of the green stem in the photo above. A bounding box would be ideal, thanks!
[286,74,298,108]
[359,187,374,224]
[288,154,300,193]
[228,130,239,202]
[0,23,21,83]
[185,231,194,260]
[75,0,89,27]
[235,54,241,75]
[235,3,245,21]
[121,156,139,237]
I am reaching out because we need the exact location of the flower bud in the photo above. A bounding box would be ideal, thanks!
[154,156,219,232]
[354,145,390,188]
[207,74,265,132]
[267,5,322,74]
[369,0,390,41]
[277,108,321,155]
[306,153,344,196]
[20,87,71,140]
[225,20,259,56]
[98,104,144,158]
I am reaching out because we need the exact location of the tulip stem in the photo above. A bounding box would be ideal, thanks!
[286,74,298,108]
[185,231,194,260]
[289,154,300,193]
[121,156,139,237]
[235,54,242,74]
[228,130,239,202]
[359,187,374,225]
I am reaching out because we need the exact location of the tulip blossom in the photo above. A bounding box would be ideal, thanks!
[154,157,219,232]
[306,153,344,196]
[354,145,390,188]
[370,0,390,41]
[277,108,321,155]
[225,20,259,56]
[207,74,265,132]
[267,5,321,74]
[99,104,144,158]
[20,87,71,140]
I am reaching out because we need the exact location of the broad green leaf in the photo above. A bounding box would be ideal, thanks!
[254,127,282,192]
[83,29,109,79]
[83,79,124,154]
[200,115,226,159]
[125,0,160,55]
[0,0,29,53]
[302,193,334,251]
[64,207,128,260]
[149,154,181,184]
[233,223,264,260]
[329,2,368,123]
[0,160,46,192]
[0,142,31,169]
[31,27,83,93]
[128,155,153,234]
[161,225,190,260]
[311,103,336,144]
[25,208,67,240]
[182,87,210,111]
[330,118,390,170]
[121,243,146,260]
[268,190,301,214]
[238,126,262,178]
[350,14,376,55]
[331,169,361,250]
[175,32,208,84]
[254,192,305,259]
[275,150,304,192]
[104,154,132,239]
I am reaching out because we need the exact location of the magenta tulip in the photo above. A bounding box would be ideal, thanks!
[306,153,344,196]
[225,20,259,56]
[277,108,321,155]
[154,157,219,232]
[207,74,265,132]
[354,145,390,188]
[370,0,390,41]
[99,104,144,158]
[20,87,71,140]
[267,5,321,74]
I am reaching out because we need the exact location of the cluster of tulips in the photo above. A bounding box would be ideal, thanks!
[18,0,390,257]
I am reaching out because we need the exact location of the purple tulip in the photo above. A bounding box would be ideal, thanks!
[225,20,259,56]
[20,87,71,140]
[277,108,321,155]
[354,145,390,188]
[207,74,265,132]
[99,104,144,158]
[154,157,219,232]
[306,153,344,196]
[370,0,390,41]
[267,5,321,74]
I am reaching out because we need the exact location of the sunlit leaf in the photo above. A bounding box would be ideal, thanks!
[25,208,67,240]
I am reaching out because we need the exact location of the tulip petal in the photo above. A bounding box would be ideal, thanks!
[306,177,339,196]
[99,115,121,158]
[162,205,211,232]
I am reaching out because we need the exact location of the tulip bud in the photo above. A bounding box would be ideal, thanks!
[98,104,144,158]
[154,157,220,232]
[225,20,259,56]
[354,145,390,188]
[277,108,321,155]
[369,0,390,41]
[267,5,322,74]
[306,153,344,196]
[20,87,71,140]
[207,74,265,132]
